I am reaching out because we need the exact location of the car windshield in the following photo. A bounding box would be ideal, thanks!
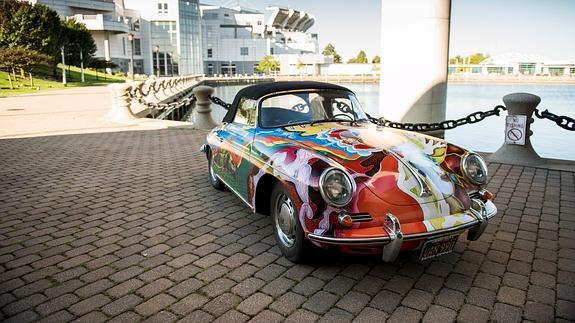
[259,90,368,128]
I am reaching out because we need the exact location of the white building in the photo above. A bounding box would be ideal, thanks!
[125,0,202,76]
[25,0,144,73]
[200,5,330,75]
[448,53,575,76]
[25,0,203,76]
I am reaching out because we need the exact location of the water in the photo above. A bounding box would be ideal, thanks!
[210,82,575,161]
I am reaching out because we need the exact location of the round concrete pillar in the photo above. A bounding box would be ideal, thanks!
[380,0,451,136]
[105,83,137,123]
[490,93,544,166]
[129,81,147,114]
[192,85,217,129]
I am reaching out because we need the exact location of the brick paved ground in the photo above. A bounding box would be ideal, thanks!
[0,128,574,322]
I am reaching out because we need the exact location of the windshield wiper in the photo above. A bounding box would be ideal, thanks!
[309,118,342,126]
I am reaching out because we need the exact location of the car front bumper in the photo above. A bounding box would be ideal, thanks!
[307,198,497,262]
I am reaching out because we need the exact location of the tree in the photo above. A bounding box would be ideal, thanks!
[296,59,305,75]
[449,55,463,64]
[449,53,490,64]
[0,0,62,60]
[61,19,97,67]
[322,44,341,63]
[0,0,24,28]
[88,59,118,80]
[347,50,368,64]
[468,52,490,64]
[0,47,52,88]
[356,50,368,64]
[372,55,380,64]
[256,55,280,74]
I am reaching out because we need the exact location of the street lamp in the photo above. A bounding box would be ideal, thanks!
[154,45,160,77]
[60,46,67,86]
[128,33,134,80]
[79,48,85,83]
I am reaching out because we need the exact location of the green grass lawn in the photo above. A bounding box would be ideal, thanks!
[0,65,128,97]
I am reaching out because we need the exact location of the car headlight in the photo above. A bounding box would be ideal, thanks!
[320,168,354,207]
[462,153,488,185]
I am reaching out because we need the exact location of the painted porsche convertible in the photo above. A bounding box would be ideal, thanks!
[202,81,496,262]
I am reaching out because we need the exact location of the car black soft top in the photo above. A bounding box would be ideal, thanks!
[223,81,354,123]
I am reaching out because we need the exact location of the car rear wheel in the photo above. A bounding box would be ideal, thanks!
[271,183,306,262]
[208,150,226,191]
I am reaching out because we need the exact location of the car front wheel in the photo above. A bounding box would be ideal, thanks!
[271,182,306,262]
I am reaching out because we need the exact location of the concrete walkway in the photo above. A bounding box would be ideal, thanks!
[0,86,189,139]
[0,86,574,322]
[0,128,574,322]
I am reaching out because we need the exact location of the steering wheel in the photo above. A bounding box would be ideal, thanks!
[291,103,308,112]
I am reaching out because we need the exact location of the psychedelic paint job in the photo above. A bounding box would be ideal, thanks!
[207,119,495,255]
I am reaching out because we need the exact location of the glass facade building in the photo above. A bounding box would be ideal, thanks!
[149,0,202,76]
[178,0,202,75]
[151,21,178,76]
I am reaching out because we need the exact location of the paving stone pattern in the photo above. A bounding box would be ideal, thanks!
[0,129,574,322]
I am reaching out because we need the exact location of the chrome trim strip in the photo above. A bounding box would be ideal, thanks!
[307,234,392,245]
[215,174,253,209]
[349,214,372,222]
[467,198,490,241]
[387,150,430,197]
[307,201,497,246]
[403,220,479,241]
[382,214,403,262]
[308,220,473,245]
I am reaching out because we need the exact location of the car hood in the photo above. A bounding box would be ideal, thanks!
[274,122,469,207]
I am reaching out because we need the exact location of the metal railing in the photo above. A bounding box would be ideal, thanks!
[104,75,202,124]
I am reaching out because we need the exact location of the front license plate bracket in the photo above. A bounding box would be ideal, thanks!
[419,234,459,261]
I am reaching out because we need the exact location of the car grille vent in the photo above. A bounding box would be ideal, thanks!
[350,213,372,222]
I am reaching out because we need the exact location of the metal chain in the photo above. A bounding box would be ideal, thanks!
[128,89,195,111]
[138,83,152,97]
[534,109,575,131]
[131,90,574,132]
[209,95,232,110]
[366,105,507,132]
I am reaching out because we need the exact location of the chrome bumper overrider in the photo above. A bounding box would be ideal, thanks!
[307,199,497,262]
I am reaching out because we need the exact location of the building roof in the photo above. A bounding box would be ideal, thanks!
[265,6,315,32]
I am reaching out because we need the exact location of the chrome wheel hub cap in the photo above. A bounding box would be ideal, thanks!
[275,194,296,247]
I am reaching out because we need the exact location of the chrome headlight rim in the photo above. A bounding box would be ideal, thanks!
[319,167,355,208]
[462,152,488,186]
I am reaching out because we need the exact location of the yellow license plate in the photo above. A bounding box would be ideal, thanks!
[419,234,459,261]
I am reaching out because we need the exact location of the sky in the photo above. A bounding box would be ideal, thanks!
[207,0,575,61]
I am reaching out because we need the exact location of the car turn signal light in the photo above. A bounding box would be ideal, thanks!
[479,189,494,201]
[338,212,354,228]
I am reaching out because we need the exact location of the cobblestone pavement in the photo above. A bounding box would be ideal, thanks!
[0,129,574,323]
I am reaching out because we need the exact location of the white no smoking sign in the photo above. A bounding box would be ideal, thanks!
[505,115,527,145]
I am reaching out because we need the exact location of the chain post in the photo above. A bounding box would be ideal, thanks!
[105,83,138,123]
[490,93,544,166]
[192,85,218,129]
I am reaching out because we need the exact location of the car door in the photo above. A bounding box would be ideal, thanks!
[216,98,257,203]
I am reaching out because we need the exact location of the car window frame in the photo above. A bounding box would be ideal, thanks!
[256,89,360,129]
[232,97,258,128]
